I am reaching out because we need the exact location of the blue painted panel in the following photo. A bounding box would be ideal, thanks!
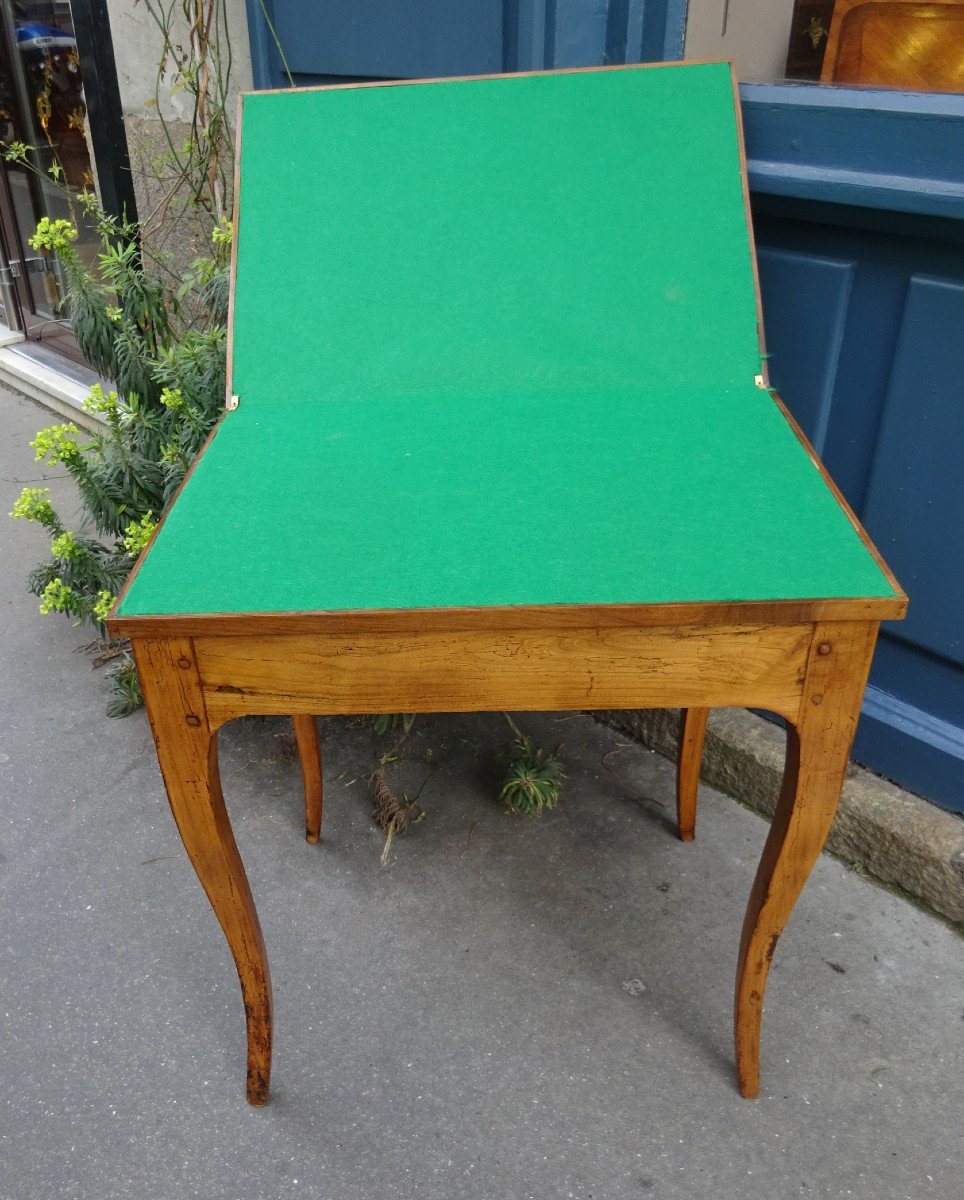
[741,85,964,221]
[505,1,549,72]
[547,0,606,68]
[604,0,686,63]
[861,275,964,668]
[855,686,964,806]
[245,0,687,90]
[861,645,962,821]
[244,0,283,89]
[641,0,687,60]
[605,0,645,64]
[755,206,964,810]
[272,0,503,80]
[753,207,964,509]
[757,248,854,456]
[862,635,962,740]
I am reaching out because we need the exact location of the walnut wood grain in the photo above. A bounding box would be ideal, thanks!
[734,620,879,1098]
[677,707,709,842]
[133,637,273,1105]
[109,594,905,639]
[194,624,810,728]
[292,714,323,843]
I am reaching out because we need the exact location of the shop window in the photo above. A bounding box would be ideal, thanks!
[0,1,101,344]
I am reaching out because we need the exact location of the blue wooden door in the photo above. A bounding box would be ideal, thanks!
[742,89,964,812]
[244,1,688,85]
[252,2,503,82]
[245,2,963,811]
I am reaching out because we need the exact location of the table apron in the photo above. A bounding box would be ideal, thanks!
[189,623,813,727]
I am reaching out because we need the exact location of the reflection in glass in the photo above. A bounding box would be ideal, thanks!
[0,1,98,322]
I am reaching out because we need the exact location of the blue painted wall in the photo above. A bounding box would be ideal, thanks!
[244,1,964,811]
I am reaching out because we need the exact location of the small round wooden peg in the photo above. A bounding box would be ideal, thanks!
[817,642,832,656]
[185,713,202,727]
[177,656,192,669]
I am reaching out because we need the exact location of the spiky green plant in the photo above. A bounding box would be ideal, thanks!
[7,187,230,714]
[368,712,567,832]
[106,658,144,719]
[499,716,565,817]
[370,713,417,737]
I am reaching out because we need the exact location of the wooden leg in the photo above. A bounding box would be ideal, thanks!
[133,637,273,1106]
[734,621,878,1098]
[292,714,323,843]
[676,707,709,841]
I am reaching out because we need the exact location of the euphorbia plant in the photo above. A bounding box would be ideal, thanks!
[8,196,230,714]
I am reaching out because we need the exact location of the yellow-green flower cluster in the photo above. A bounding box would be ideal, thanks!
[31,422,81,465]
[212,217,233,250]
[159,386,185,412]
[159,441,181,466]
[92,590,115,623]
[3,140,30,163]
[123,511,156,556]
[51,530,81,560]
[83,382,119,418]
[39,576,74,616]
[9,486,56,524]
[28,216,78,254]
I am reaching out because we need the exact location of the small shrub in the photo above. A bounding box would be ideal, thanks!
[6,183,231,713]
[499,717,565,817]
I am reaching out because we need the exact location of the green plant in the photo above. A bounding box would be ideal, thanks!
[5,5,569,831]
[499,716,565,817]
[366,713,566,862]
[369,712,417,737]
[7,194,230,712]
[106,658,145,719]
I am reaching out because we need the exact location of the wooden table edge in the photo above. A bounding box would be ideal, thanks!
[107,594,906,640]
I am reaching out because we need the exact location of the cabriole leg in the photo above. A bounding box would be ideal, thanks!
[133,637,273,1106]
[292,714,324,843]
[734,621,878,1098]
[677,707,709,841]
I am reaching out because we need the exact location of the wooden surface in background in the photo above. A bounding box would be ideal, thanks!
[821,0,964,92]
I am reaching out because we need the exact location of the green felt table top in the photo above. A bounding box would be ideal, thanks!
[230,63,764,405]
[116,64,898,620]
[117,384,897,617]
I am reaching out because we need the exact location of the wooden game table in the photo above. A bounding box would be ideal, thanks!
[109,62,906,1105]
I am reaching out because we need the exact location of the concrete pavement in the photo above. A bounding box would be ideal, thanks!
[2,386,961,1200]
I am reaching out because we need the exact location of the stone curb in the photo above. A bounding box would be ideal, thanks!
[595,707,964,929]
